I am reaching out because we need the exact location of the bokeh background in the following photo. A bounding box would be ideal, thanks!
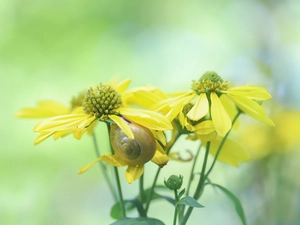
[1,0,300,224]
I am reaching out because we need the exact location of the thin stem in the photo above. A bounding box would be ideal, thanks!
[139,174,145,204]
[92,133,118,202]
[180,111,242,225]
[106,123,126,218]
[113,166,126,218]
[185,142,202,197]
[180,142,210,225]
[145,132,181,215]
[173,189,179,225]
[205,111,241,178]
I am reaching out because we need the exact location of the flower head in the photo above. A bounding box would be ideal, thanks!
[33,79,172,144]
[153,71,274,137]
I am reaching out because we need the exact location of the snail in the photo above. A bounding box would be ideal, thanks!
[110,123,156,166]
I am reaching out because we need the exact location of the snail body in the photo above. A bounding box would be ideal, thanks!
[110,123,156,166]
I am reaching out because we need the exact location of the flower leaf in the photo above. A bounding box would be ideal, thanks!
[110,217,165,225]
[211,183,246,225]
[178,196,204,208]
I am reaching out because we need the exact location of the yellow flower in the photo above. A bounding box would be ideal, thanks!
[238,108,300,159]
[33,79,172,143]
[153,71,274,137]
[32,79,172,183]
[78,123,169,184]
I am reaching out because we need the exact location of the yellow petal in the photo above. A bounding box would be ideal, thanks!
[34,132,55,145]
[226,86,272,100]
[166,104,184,122]
[219,95,239,129]
[130,89,165,109]
[211,92,232,136]
[209,137,251,167]
[78,154,127,174]
[151,150,169,167]
[194,120,218,142]
[114,79,131,94]
[15,100,70,118]
[34,114,91,132]
[125,165,144,184]
[53,129,73,140]
[150,130,166,146]
[119,108,173,130]
[152,91,195,112]
[187,93,208,121]
[109,115,134,139]
[228,94,274,126]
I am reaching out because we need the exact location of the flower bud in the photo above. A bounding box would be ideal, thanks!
[164,175,183,190]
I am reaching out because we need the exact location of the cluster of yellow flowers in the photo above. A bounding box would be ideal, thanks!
[16,71,274,183]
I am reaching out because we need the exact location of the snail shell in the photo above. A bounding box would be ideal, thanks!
[110,123,156,166]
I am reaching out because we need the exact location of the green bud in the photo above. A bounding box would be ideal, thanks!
[164,175,183,190]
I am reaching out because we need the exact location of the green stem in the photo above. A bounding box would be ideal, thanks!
[145,132,181,215]
[185,142,202,197]
[92,133,118,202]
[180,111,242,225]
[205,111,241,178]
[173,189,179,225]
[139,174,145,204]
[106,123,126,218]
[180,142,210,225]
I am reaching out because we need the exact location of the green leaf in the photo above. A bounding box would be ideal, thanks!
[212,183,246,225]
[178,196,204,208]
[110,217,165,225]
[110,201,134,220]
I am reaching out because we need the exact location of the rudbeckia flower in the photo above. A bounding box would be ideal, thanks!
[32,79,172,183]
[153,71,274,137]
[33,79,172,143]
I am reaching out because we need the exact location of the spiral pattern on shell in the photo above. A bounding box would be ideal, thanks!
[110,123,156,166]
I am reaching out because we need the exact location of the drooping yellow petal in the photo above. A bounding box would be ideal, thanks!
[219,95,239,129]
[150,130,166,146]
[15,100,70,118]
[155,140,166,154]
[209,137,251,167]
[151,150,169,167]
[34,132,55,145]
[187,93,208,121]
[228,94,274,126]
[108,115,134,139]
[78,154,127,174]
[119,108,173,130]
[226,86,272,100]
[125,165,144,184]
[210,92,232,136]
[194,120,217,142]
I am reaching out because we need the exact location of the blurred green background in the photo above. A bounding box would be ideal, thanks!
[2,0,300,224]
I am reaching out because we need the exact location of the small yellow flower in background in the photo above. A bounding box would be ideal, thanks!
[153,71,274,137]
[238,108,300,159]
